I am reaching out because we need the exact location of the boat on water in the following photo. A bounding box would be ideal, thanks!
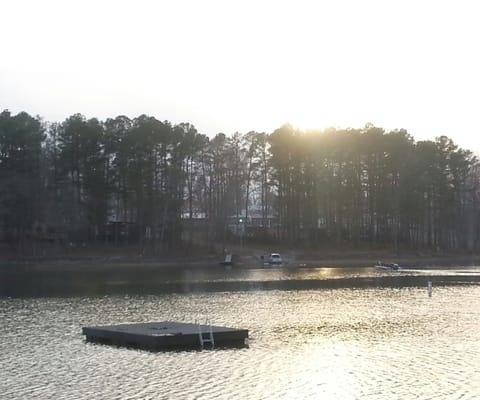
[375,261,401,271]
[268,253,283,265]
[260,253,283,266]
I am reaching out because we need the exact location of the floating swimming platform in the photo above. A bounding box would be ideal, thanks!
[82,321,248,351]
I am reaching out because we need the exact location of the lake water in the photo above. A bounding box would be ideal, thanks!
[1,267,480,399]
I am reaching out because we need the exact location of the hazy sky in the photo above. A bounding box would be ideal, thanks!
[1,0,479,152]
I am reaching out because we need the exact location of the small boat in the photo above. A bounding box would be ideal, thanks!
[375,261,401,271]
[268,253,283,265]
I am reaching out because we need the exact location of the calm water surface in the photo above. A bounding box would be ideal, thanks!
[2,265,480,297]
[1,281,480,399]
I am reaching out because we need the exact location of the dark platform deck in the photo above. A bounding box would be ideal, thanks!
[82,321,248,351]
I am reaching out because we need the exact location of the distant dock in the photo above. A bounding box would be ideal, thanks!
[82,321,248,351]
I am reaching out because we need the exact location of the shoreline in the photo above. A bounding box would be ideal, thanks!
[2,252,480,272]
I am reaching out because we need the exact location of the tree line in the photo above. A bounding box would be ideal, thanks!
[0,109,479,255]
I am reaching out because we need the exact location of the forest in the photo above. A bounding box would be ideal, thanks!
[0,109,479,255]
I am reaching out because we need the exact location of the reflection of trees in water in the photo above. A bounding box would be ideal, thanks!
[2,266,479,297]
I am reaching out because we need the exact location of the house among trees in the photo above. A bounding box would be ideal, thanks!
[227,205,277,238]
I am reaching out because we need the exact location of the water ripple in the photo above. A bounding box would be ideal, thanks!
[1,286,479,399]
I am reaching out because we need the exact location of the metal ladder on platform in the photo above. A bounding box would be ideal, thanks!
[196,318,215,349]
